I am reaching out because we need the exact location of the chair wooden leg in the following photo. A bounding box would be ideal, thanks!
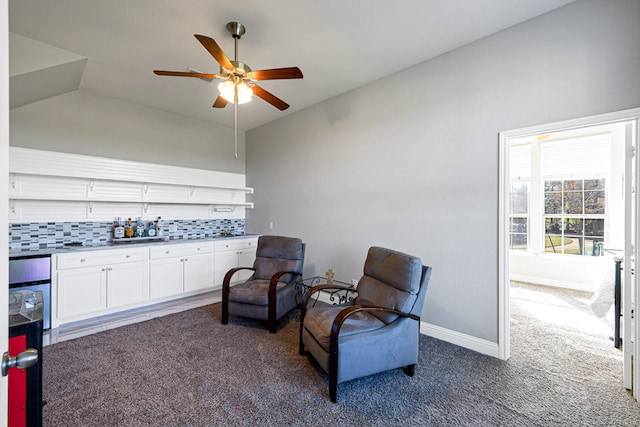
[329,375,338,403]
[299,334,306,355]
[221,299,228,325]
[403,364,416,377]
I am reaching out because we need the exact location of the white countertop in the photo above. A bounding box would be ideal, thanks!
[9,234,260,257]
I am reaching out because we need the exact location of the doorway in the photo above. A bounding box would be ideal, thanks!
[498,108,640,402]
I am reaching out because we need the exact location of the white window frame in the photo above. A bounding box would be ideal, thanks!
[541,177,607,256]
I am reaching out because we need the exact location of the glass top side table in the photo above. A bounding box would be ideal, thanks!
[295,276,357,306]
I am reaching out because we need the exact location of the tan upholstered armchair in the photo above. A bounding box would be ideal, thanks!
[221,235,305,333]
[299,246,432,402]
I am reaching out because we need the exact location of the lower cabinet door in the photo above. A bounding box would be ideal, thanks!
[149,257,184,300]
[107,261,150,309]
[183,253,214,293]
[57,266,107,321]
[214,251,240,287]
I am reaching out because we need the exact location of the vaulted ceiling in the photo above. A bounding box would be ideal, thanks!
[9,0,575,130]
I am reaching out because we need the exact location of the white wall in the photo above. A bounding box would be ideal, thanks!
[246,0,640,344]
[10,90,245,174]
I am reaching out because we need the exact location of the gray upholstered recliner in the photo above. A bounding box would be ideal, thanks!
[221,235,305,333]
[299,246,432,402]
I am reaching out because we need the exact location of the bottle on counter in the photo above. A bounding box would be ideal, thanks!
[113,217,125,239]
[147,221,156,237]
[125,218,135,238]
[135,217,146,238]
[156,217,163,237]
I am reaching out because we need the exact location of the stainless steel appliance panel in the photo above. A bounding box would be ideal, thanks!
[9,254,52,330]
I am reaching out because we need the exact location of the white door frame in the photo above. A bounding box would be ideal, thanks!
[498,108,640,401]
[1,0,10,424]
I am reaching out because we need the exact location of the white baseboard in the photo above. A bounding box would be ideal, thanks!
[420,321,500,358]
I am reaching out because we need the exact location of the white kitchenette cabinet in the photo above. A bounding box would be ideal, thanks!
[149,241,214,300]
[54,246,150,326]
[50,237,254,329]
[214,237,258,286]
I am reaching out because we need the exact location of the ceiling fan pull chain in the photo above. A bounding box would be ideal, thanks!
[234,87,238,159]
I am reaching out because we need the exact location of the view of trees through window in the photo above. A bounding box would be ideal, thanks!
[543,179,605,255]
[509,135,611,256]
[509,183,528,251]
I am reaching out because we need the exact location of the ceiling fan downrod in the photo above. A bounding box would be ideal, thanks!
[226,22,246,63]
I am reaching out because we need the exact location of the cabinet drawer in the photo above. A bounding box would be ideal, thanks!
[57,247,149,270]
[214,238,258,252]
[150,242,213,260]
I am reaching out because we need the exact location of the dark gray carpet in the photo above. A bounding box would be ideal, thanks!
[42,290,640,426]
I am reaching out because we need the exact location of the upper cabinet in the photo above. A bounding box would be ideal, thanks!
[9,147,253,222]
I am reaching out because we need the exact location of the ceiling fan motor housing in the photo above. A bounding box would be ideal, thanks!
[226,22,246,39]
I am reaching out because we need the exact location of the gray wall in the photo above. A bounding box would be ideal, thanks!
[245,0,640,343]
[10,90,245,174]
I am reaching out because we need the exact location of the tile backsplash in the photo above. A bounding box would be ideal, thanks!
[9,219,246,250]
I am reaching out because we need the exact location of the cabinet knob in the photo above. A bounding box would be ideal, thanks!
[184,258,188,262]
[101,268,106,272]
[126,254,131,258]
[80,258,86,263]
[197,247,201,251]
[108,267,113,271]
[166,250,170,254]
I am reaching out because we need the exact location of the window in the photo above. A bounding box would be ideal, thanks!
[509,134,610,256]
[509,145,530,251]
[543,178,606,255]
[540,135,609,256]
[510,183,528,250]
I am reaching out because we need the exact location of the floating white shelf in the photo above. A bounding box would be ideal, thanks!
[8,148,254,222]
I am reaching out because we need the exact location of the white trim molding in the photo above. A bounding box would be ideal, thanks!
[420,321,500,359]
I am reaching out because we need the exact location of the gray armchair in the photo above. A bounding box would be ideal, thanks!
[299,246,432,402]
[221,235,305,333]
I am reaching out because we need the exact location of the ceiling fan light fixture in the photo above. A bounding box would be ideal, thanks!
[218,80,253,104]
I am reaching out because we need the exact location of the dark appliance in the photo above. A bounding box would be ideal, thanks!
[8,290,43,427]
[9,254,51,330]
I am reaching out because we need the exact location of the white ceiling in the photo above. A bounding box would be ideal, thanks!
[9,0,575,131]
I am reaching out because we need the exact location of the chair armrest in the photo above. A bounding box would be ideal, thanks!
[299,284,358,336]
[268,270,303,297]
[329,305,420,361]
[298,283,358,356]
[269,270,303,287]
[223,266,256,288]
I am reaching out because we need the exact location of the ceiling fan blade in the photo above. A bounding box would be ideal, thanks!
[213,96,228,108]
[194,34,234,70]
[249,85,290,110]
[249,67,303,81]
[153,70,218,79]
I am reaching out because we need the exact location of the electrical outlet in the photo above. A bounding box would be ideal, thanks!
[352,279,358,287]
[269,221,274,230]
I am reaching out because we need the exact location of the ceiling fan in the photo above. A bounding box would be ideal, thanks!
[153,21,303,111]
